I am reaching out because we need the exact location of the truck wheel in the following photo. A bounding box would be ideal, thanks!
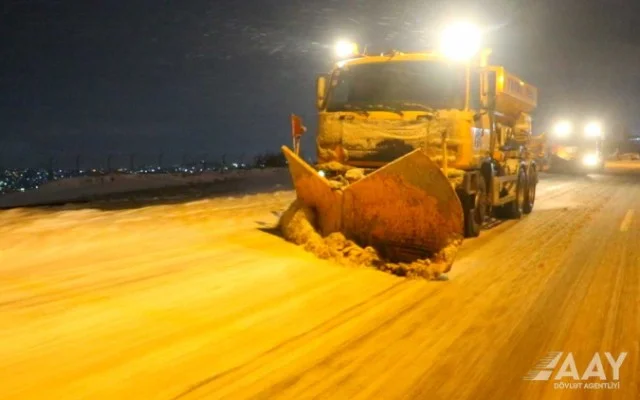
[502,168,526,219]
[523,167,536,214]
[462,178,487,238]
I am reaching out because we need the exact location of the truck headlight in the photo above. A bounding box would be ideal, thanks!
[553,120,573,138]
[584,122,603,138]
[439,22,482,61]
[582,153,599,167]
[334,40,358,58]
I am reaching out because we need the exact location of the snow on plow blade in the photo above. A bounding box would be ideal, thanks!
[282,146,464,261]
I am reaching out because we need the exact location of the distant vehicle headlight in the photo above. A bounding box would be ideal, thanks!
[584,122,603,138]
[582,153,600,167]
[553,120,573,138]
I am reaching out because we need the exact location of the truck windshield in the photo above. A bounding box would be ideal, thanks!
[326,60,466,112]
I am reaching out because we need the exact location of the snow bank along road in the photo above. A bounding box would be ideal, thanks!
[0,165,638,399]
[0,168,288,209]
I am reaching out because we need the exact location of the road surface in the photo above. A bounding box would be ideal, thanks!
[0,164,638,399]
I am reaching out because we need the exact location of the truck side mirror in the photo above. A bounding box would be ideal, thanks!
[316,74,328,110]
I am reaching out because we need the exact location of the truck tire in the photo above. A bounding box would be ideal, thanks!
[523,166,536,214]
[501,168,526,219]
[462,178,487,238]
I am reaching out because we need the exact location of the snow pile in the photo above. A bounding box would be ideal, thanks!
[446,168,466,188]
[279,200,459,280]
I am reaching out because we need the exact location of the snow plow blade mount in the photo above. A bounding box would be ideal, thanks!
[282,146,464,262]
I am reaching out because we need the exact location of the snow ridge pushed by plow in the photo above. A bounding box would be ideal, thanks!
[279,199,461,280]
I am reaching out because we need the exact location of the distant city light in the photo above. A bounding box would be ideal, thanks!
[0,154,278,195]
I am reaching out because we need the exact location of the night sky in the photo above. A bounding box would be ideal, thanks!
[2,0,640,167]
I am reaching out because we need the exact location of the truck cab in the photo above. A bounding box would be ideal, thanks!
[315,51,538,174]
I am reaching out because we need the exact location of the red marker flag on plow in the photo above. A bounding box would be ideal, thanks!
[291,114,306,155]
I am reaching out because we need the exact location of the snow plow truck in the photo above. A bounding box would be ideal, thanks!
[282,23,539,263]
[546,119,605,173]
[528,120,605,174]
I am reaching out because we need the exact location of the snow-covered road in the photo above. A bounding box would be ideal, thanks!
[0,166,638,399]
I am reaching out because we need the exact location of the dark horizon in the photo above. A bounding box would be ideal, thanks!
[2,0,640,168]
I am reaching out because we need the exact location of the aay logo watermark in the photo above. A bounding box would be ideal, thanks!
[524,352,627,390]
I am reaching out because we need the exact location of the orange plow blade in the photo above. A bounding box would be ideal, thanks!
[281,146,342,236]
[282,146,464,261]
